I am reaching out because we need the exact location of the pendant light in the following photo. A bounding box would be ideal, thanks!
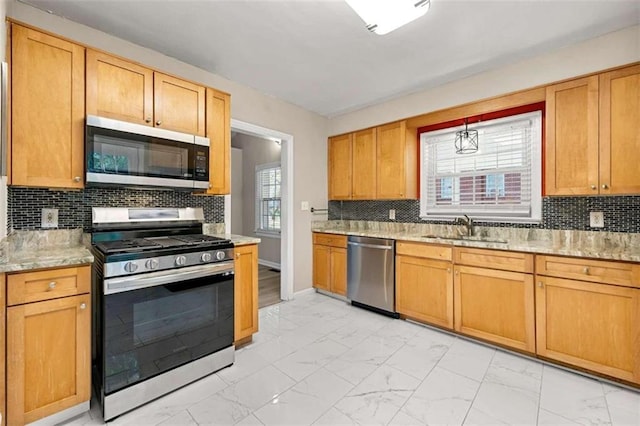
[455,118,479,154]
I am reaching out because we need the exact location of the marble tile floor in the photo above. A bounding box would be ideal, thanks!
[64,292,640,426]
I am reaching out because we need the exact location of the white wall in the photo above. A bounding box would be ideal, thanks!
[230,148,243,235]
[6,0,327,291]
[0,0,7,239]
[232,133,282,267]
[329,25,640,135]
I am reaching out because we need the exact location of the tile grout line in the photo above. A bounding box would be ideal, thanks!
[460,347,497,425]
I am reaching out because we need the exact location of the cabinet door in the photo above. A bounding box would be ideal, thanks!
[328,134,352,200]
[536,276,640,383]
[330,247,347,296]
[7,294,91,425]
[377,121,407,199]
[206,88,231,194]
[154,72,206,136]
[312,244,331,291]
[0,274,5,422]
[396,255,453,329]
[234,244,259,342]
[599,65,640,195]
[454,265,535,353]
[11,25,85,189]
[86,50,154,125]
[352,128,376,199]
[545,76,599,195]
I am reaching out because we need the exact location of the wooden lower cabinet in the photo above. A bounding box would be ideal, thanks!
[396,255,453,329]
[0,273,5,423]
[536,276,640,383]
[312,233,347,296]
[454,265,536,353]
[234,244,259,343]
[7,294,91,425]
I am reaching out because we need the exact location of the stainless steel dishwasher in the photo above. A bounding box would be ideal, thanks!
[347,235,398,317]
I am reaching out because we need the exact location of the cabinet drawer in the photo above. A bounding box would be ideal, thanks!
[536,255,640,288]
[454,247,534,273]
[396,241,452,261]
[313,233,347,248]
[7,266,91,306]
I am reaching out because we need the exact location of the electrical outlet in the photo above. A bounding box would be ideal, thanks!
[590,211,604,228]
[301,201,309,211]
[41,208,58,228]
[389,209,396,220]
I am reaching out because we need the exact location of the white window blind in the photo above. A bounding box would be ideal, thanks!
[420,110,542,222]
[256,163,281,235]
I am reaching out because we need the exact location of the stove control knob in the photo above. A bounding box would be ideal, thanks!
[175,255,187,266]
[124,262,138,273]
[145,259,159,270]
[201,253,212,262]
[215,251,226,261]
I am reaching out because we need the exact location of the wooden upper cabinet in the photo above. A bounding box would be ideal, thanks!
[206,88,231,194]
[11,25,85,189]
[352,128,377,199]
[328,134,352,200]
[376,121,417,199]
[86,50,154,125]
[154,72,206,136]
[545,76,599,195]
[599,65,640,195]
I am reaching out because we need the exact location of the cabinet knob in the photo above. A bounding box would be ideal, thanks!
[590,184,597,190]
[447,268,451,273]
[236,253,240,259]
[209,184,212,189]
[156,120,162,126]
[537,282,543,288]
[601,184,609,190]
[454,270,459,275]
[80,303,86,310]
[73,176,81,182]
[48,281,56,290]
[145,117,152,123]
[583,267,590,275]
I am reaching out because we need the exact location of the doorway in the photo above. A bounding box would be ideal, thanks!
[226,119,294,305]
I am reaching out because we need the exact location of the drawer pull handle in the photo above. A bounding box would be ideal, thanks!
[80,303,86,310]
[537,282,544,288]
[583,267,590,275]
[48,281,56,290]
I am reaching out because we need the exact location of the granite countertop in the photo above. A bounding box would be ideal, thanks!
[0,229,94,273]
[312,220,640,263]
[215,234,261,246]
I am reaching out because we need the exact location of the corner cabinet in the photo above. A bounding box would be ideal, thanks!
[205,88,232,194]
[6,266,91,425]
[312,233,347,296]
[327,120,417,201]
[86,50,206,136]
[545,64,640,195]
[10,24,85,189]
[234,244,259,344]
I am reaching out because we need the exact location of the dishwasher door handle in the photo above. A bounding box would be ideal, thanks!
[347,241,394,250]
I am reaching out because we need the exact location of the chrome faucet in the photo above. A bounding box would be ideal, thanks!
[455,215,474,237]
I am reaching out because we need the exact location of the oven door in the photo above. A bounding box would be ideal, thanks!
[86,115,209,190]
[100,263,233,395]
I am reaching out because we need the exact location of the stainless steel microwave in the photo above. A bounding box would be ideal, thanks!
[86,115,210,190]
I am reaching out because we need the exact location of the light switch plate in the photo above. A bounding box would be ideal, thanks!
[41,208,58,228]
[590,211,604,228]
[301,201,309,211]
[389,209,396,220]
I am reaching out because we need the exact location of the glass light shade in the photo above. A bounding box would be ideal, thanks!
[345,0,431,35]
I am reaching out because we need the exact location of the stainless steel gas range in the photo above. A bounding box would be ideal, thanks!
[90,207,235,421]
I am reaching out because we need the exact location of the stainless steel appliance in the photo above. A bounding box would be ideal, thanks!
[91,207,234,421]
[347,235,398,317]
[86,115,210,190]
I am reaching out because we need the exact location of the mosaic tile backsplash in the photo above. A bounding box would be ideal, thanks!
[8,187,225,232]
[328,196,640,233]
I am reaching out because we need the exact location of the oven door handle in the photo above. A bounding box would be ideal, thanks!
[104,262,234,295]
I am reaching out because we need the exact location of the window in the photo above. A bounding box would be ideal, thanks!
[419,109,542,222]
[255,163,281,235]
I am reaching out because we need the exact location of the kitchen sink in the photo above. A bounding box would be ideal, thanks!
[421,235,508,244]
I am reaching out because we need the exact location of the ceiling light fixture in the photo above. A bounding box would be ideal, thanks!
[345,0,431,35]
[455,118,479,154]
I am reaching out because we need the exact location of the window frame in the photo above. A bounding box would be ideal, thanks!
[418,103,544,223]
[255,162,282,237]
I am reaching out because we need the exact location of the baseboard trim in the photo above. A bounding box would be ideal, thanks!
[258,259,281,270]
[294,287,316,297]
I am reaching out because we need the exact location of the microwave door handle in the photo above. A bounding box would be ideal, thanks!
[104,262,234,295]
